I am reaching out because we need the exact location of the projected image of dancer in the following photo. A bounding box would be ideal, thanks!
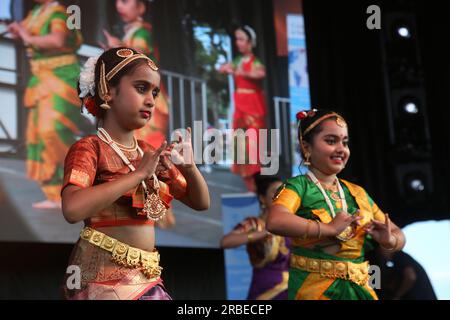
[101,0,176,228]
[267,109,406,300]
[221,174,290,300]
[101,0,169,151]
[219,25,267,192]
[62,47,210,300]
[7,0,85,209]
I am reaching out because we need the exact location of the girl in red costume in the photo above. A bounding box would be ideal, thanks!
[219,25,267,192]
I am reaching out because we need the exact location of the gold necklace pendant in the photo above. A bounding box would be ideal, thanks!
[330,192,341,202]
[143,190,167,221]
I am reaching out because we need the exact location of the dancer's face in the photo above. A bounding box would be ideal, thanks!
[260,181,283,208]
[303,119,350,176]
[108,63,160,131]
[116,0,145,23]
[234,29,252,55]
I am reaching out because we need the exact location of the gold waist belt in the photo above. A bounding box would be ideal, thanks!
[290,254,369,286]
[80,227,162,280]
[30,54,78,74]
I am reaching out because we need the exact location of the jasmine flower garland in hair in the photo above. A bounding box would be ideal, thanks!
[79,56,98,98]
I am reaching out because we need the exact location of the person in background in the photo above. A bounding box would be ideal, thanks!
[101,0,169,150]
[221,174,290,300]
[372,246,437,300]
[219,25,267,192]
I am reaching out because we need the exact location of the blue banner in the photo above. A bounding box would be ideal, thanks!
[287,14,311,176]
[221,193,260,300]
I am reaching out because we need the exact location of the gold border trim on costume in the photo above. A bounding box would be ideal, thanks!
[290,254,369,286]
[80,227,162,280]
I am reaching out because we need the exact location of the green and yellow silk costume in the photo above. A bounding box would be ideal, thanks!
[22,1,84,201]
[273,175,385,300]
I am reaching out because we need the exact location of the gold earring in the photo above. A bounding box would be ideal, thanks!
[100,95,111,110]
[100,100,111,110]
[304,154,311,166]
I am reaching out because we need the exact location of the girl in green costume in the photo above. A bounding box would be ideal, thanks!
[267,109,406,300]
[8,0,84,209]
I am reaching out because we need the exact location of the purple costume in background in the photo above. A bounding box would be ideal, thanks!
[234,217,291,300]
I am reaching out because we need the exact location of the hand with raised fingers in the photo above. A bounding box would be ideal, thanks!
[364,213,397,249]
[327,210,362,237]
[166,127,195,169]
[218,63,234,74]
[135,141,167,181]
[103,29,122,48]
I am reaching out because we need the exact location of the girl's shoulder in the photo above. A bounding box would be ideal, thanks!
[277,174,309,197]
[69,135,102,153]
[136,139,155,152]
[284,174,309,187]
[339,178,369,197]
[133,22,152,38]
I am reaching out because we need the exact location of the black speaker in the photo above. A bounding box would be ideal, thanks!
[389,87,431,149]
[380,9,434,223]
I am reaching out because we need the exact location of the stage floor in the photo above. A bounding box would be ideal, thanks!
[0,158,248,248]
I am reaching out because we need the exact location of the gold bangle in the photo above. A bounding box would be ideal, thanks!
[382,234,398,251]
[247,232,254,242]
[315,220,322,239]
[302,220,311,239]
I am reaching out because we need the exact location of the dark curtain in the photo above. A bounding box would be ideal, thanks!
[303,0,450,226]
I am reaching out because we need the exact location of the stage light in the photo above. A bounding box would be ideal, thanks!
[403,101,419,114]
[403,172,427,194]
[397,26,411,38]
[409,178,425,191]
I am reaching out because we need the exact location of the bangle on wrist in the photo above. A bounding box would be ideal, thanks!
[315,220,322,239]
[382,234,398,251]
[247,232,254,243]
[302,220,311,240]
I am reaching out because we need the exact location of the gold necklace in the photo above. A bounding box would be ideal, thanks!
[97,130,138,151]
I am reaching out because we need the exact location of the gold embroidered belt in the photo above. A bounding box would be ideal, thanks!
[80,227,162,280]
[30,54,78,74]
[290,254,369,286]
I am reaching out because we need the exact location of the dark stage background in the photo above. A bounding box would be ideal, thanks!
[303,0,450,227]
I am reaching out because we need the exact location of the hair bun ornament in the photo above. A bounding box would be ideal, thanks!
[307,108,318,117]
[83,97,99,117]
[296,111,308,121]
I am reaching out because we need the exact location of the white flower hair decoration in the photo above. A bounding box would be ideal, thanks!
[79,56,99,98]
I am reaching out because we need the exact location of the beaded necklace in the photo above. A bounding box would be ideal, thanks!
[97,128,166,221]
[306,170,347,218]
